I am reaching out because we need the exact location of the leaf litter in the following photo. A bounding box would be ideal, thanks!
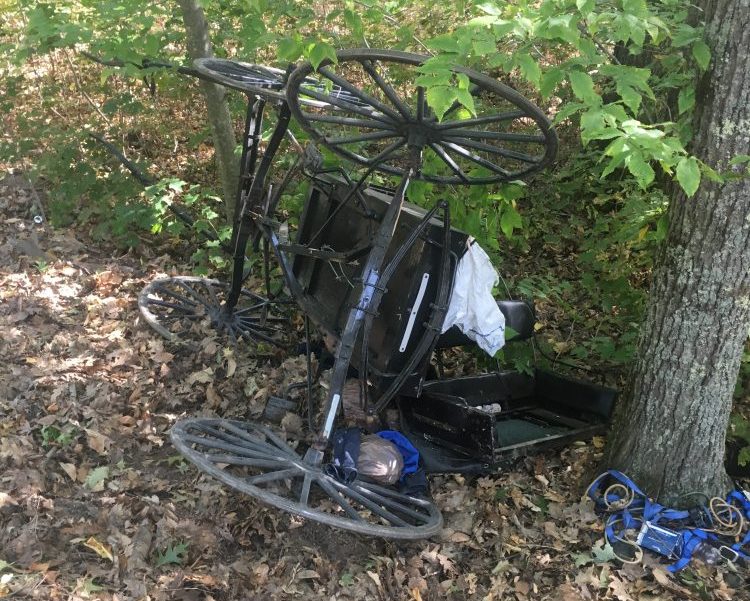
[0,174,744,600]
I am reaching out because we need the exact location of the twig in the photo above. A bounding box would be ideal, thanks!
[61,48,111,125]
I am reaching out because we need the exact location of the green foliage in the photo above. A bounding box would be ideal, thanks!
[155,542,189,567]
[418,0,714,197]
[41,423,78,447]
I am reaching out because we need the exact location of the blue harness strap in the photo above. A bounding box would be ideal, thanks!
[587,470,747,571]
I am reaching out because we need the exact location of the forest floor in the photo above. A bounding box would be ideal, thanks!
[0,172,746,601]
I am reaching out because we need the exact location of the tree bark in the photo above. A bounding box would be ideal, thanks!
[177,0,238,223]
[604,0,750,503]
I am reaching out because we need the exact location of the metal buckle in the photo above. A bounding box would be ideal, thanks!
[719,546,740,563]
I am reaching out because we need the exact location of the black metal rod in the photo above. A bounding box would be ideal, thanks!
[225,104,292,311]
[230,97,266,248]
[360,59,413,120]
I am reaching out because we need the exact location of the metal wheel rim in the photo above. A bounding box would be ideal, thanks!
[171,417,443,539]
[138,276,287,347]
[193,58,369,108]
[193,58,289,101]
[286,48,558,185]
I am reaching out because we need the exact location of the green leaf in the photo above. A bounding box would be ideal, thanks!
[84,466,109,490]
[156,542,189,567]
[591,540,618,563]
[343,9,363,39]
[676,156,701,197]
[568,71,600,105]
[500,205,522,238]
[516,53,541,88]
[626,152,655,188]
[425,85,457,121]
[309,42,337,71]
[678,86,695,114]
[426,34,460,53]
[277,37,303,62]
[691,40,711,71]
[455,88,477,116]
[540,67,564,99]
[729,154,750,166]
[576,0,594,15]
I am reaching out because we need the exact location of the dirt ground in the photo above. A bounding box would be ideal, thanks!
[0,174,746,600]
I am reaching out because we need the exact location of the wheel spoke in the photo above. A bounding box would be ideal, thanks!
[300,473,312,507]
[325,130,401,146]
[175,279,211,304]
[360,59,413,120]
[238,325,285,347]
[197,424,283,456]
[183,433,290,462]
[428,142,470,183]
[366,139,407,166]
[335,481,409,526]
[417,86,425,122]
[316,476,364,522]
[199,279,221,306]
[354,483,434,523]
[437,110,527,130]
[446,136,540,163]
[443,129,547,143]
[303,113,396,130]
[221,421,293,454]
[144,298,195,313]
[258,425,303,458]
[198,454,289,469]
[246,467,300,485]
[150,287,199,308]
[438,141,511,176]
[298,86,396,124]
[318,66,403,123]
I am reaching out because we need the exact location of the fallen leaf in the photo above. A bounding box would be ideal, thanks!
[59,462,77,481]
[84,466,109,491]
[296,569,320,580]
[82,537,114,562]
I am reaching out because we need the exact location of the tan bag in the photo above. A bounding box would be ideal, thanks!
[357,435,404,485]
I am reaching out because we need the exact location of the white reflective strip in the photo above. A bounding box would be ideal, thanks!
[399,273,430,352]
[322,393,341,439]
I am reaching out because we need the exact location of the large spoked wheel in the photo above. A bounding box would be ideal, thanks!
[138,276,287,347]
[286,49,558,185]
[193,58,367,108]
[171,418,443,539]
[193,58,288,100]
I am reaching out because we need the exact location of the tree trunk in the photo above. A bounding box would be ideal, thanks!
[177,0,238,223]
[604,0,750,503]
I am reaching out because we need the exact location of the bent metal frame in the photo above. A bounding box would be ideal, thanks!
[139,49,558,538]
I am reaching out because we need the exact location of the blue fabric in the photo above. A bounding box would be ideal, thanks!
[376,430,420,475]
[324,427,360,484]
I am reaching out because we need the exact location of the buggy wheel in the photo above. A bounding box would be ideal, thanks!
[138,276,287,347]
[193,58,288,101]
[171,417,443,539]
[286,48,557,185]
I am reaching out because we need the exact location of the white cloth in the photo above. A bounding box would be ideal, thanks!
[441,240,506,356]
